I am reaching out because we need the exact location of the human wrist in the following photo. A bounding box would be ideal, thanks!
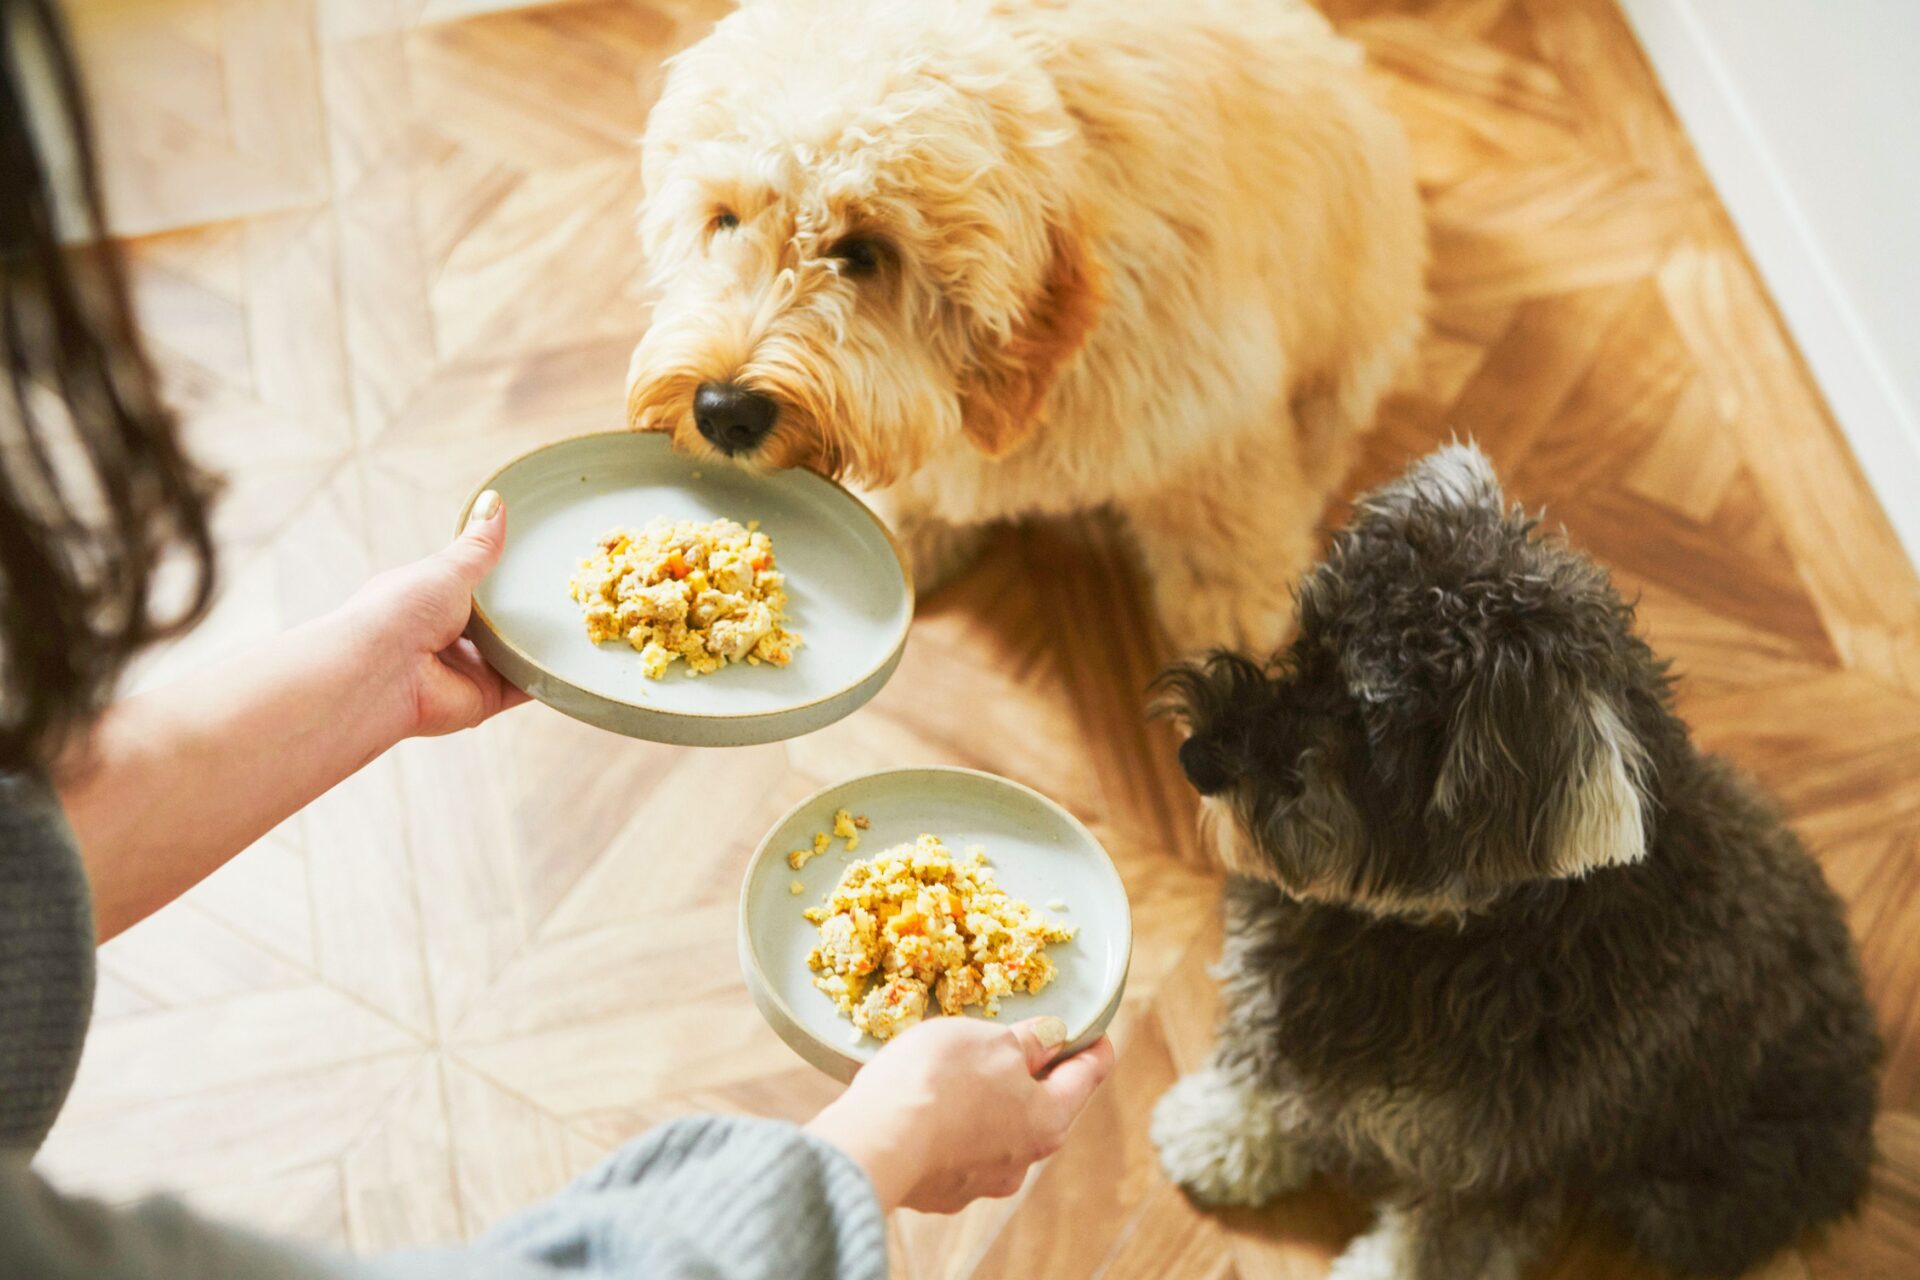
[804,1099,921,1213]
[308,594,418,752]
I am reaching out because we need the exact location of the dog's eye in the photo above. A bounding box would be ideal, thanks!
[831,237,885,277]
[711,210,739,233]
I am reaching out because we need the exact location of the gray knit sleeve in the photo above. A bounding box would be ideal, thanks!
[0,1156,353,1280]
[3,1117,886,1280]
[387,1115,889,1280]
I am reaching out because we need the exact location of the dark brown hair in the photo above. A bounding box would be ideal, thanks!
[1,0,218,773]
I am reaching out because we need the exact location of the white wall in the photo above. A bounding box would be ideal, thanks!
[1621,0,1920,566]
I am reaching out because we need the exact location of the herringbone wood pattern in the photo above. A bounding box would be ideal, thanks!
[37,1,1920,1276]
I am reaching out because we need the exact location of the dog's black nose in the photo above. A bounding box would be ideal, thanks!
[693,382,778,454]
[1178,735,1235,795]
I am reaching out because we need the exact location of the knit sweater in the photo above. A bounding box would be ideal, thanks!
[0,774,93,1154]
[0,773,887,1280]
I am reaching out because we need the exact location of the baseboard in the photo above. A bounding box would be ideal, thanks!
[1619,0,1920,569]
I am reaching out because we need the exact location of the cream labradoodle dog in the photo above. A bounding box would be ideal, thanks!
[626,0,1425,648]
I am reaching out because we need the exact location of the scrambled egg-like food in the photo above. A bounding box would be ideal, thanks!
[568,516,800,679]
[804,834,1074,1040]
[832,808,864,851]
[788,809,868,870]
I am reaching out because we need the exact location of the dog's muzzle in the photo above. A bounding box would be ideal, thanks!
[694,381,778,455]
[1178,735,1236,795]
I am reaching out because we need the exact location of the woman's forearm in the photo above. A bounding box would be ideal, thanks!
[55,608,414,941]
[54,499,519,942]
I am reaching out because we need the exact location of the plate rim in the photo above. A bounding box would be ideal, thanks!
[456,429,916,725]
[738,765,1135,1074]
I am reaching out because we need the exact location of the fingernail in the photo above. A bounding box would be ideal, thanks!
[467,489,502,528]
[1034,1016,1068,1050]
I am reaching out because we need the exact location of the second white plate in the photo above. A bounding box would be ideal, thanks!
[741,767,1133,1082]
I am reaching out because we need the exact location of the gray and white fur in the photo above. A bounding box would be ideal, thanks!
[1152,443,1880,1278]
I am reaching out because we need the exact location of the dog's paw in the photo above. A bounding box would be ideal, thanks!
[1330,1206,1534,1280]
[1327,1210,1411,1280]
[1151,1066,1311,1207]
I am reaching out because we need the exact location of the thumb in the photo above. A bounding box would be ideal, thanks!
[443,489,507,587]
[1008,1016,1071,1077]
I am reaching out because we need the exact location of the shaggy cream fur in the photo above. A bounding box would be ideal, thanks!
[627,0,1426,649]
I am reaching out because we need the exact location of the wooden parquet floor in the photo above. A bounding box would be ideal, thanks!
[37,1,1920,1277]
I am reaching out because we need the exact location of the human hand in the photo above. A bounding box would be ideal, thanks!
[342,489,530,741]
[803,1016,1116,1214]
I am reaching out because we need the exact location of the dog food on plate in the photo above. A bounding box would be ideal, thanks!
[788,809,869,870]
[803,833,1074,1040]
[568,515,801,678]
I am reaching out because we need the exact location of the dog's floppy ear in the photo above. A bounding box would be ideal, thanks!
[956,212,1104,458]
[1430,661,1651,885]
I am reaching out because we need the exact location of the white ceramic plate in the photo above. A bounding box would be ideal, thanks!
[741,767,1132,1082]
[459,432,913,746]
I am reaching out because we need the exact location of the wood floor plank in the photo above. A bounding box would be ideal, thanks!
[971,1010,1184,1280]
[1094,1185,1234,1280]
